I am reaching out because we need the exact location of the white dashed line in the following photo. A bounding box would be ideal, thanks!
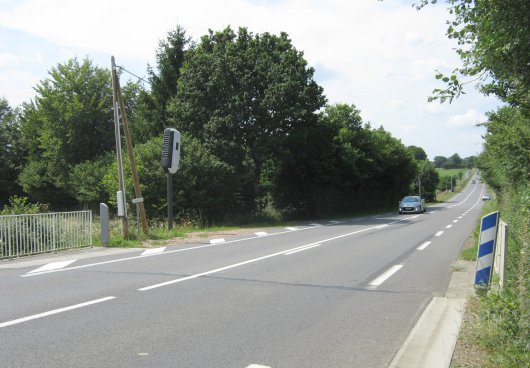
[0,296,115,329]
[368,265,403,288]
[27,260,77,274]
[417,241,432,251]
[435,231,444,237]
[284,243,322,255]
[453,220,458,223]
[446,224,453,229]
[141,247,166,256]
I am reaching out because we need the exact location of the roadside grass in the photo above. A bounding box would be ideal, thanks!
[91,205,398,248]
[451,188,529,368]
[435,169,472,203]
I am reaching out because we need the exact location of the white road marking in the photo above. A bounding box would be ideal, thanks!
[368,265,403,288]
[328,220,341,224]
[141,247,166,256]
[417,241,432,251]
[27,260,77,274]
[453,220,458,223]
[285,227,298,231]
[210,238,226,244]
[139,220,405,291]
[284,243,322,255]
[0,296,115,329]
[247,365,271,368]
[255,232,268,237]
[435,231,444,237]
[446,224,453,229]
[309,223,322,226]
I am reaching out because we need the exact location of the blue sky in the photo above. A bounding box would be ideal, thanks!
[0,0,501,159]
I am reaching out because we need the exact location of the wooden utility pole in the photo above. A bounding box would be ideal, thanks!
[111,56,148,234]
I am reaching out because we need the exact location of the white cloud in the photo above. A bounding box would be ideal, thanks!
[447,109,487,128]
[422,102,446,114]
[390,99,404,110]
[0,52,21,66]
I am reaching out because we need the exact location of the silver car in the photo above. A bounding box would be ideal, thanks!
[399,196,426,214]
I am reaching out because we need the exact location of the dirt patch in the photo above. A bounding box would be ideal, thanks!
[145,227,271,247]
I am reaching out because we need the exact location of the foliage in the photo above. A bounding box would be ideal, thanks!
[419,0,530,108]
[70,152,114,206]
[0,98,25,205]
[476,106,530,192]
[103,135,239,222]
[18,58,116,207]
[0,196,47,215]
[414,160,439,201]
[169,26,326,213]
[407,145,428,161]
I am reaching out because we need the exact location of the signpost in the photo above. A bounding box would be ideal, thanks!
[475,211,500,287]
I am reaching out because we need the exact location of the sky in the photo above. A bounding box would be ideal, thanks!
[0,0,501,159]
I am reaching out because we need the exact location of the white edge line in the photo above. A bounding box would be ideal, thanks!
[255,232,268,237]
[210,238,226,244]
[417,241,432,251]
[0,296,115,329]
[368,265,403,287]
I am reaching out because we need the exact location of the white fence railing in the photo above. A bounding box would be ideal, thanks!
[0,211,92,259]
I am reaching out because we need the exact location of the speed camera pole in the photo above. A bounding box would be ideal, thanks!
[167,173,174,229]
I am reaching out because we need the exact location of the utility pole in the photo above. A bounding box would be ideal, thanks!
[111,56,148,234]
[111,56,128,238]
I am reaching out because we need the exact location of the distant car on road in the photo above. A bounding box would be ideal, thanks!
[482,194,492,200]
[399,196,426,214]
[471,179,476,184]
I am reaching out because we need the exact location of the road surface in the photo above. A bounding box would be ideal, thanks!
[0,181,485,368]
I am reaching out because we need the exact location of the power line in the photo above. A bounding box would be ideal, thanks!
[116,65,150,85]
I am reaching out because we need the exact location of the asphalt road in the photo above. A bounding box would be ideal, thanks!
[0,181,486,368]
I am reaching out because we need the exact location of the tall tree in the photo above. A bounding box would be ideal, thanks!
[170,27,326,211]
[133,26,191,143]
[18,58,115,206]
[433,155,448,168]
[407,145,428,161]
[0,98,25,205]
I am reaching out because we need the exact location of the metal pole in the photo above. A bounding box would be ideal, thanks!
[167,173,174,230]
[111,56,128,238]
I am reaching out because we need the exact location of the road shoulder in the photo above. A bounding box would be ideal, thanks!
[388,260,475,368]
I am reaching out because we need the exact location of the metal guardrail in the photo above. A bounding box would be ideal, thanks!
[0,211,92,259]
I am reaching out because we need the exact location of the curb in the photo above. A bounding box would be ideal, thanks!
[389,260,475,368]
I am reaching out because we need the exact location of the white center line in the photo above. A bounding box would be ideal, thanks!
[368,265,403,288]
[453,220,459,223]
[417,241,432,251]
[284,243,322,255]
[0,296,115,329]
[435,231,444,237]
[139,220,406,291]
[446,224,453,229]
